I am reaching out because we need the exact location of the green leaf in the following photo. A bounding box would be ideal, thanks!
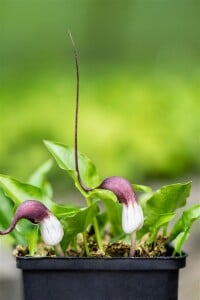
[147,213,175,243]
[28,159,53,198]
[0,188,14,229]
[0,175,45,206]
[88,188,117,202]
[0,174,76,219]
[138,182,191,239]
[51,203,80,218]
[102,198,123,237]
[132,184,152,193]
[0,188,27,245]
[88,189,121,236]
[61,203,99,248]
[27,226,39,256]
[16,219,39,253]
[44,140,101,189]
[170,204,200,254]
[96,212,108,230]
[146,182,191,212]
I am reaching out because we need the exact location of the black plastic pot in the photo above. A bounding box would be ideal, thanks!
[17,255,186,300]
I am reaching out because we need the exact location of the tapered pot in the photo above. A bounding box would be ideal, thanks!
[16,254,186,300]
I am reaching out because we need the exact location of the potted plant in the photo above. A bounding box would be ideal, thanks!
[0,32,199,300]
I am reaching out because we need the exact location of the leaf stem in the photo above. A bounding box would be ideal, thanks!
[93,217,103,251]
[172,249,177,256]
[83,231,90,256]
[86,195,103,251]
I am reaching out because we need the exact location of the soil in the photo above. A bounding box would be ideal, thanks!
[13,234,170,258]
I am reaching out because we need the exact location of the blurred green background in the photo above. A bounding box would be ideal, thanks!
[0,0,200,194]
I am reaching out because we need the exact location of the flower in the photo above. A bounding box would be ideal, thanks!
[0,200,64,246]
[99,176,144,234]
[122,201,144,234]
[40,213,64,246]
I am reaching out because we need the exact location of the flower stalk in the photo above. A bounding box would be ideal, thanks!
[86,195,103,251]
[130,231,137,257]
[55,244,64,257]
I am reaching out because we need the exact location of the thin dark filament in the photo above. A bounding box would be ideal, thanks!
[68,30,91,192]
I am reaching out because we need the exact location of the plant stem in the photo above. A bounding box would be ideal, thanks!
[172,249,176,256]
[86,195,92,207]
[83,231,90,256]
[55,243,64,256]
[130,231,136,257]
[86,196,103,252]
[93,217,103,251]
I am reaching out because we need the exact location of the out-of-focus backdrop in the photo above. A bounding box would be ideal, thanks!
[0,1,199,299]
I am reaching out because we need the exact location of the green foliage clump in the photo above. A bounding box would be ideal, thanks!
[0,140,199,256]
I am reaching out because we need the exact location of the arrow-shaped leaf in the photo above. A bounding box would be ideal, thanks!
[0,175,45,206]
[28,159,53,198]
[138,182,191,239]
[170,204,200,254]
[61,202,99,248]
[44,140,101,189]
